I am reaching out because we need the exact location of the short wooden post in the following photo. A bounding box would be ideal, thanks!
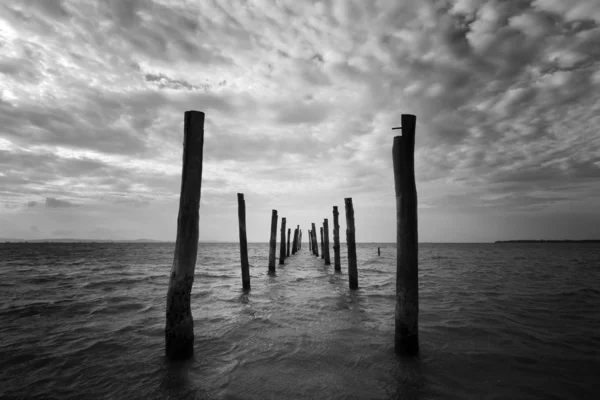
[279,217,286,265]
[333,206,341,272]
[287,228,291,257]
[345,197,358,289]
[393,114,419,356]
[311,223,319,257]
[323,219,331,265]
[378,246,381,256]
[268,210,278,273]
[237,193,250,290]
[309,230,312,251]
[165,110,204,360]
[299,230,302,250]
[320,226,324,259]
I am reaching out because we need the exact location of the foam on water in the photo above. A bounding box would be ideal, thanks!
[1,242,599,399]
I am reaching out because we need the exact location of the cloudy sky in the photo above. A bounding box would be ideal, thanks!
[1,0,599,242]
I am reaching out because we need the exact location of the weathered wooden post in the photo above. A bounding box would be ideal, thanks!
[323,219,331,265]
[165,110,204,360]
[345,197,358,289]
[333,206,341,272]
[268,210,278,274]
[237,193,250,290]
[378,246,381,256]
[292,227,297,254]
[393,114,419,356]
[287,228,291,257]
[299,230,302,250]
[309,230,312,252]
[311,223,319,257]
[279,217,286,265]
[320,226,324,259]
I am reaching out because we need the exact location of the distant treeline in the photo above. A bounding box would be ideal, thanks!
[495,240,600,243]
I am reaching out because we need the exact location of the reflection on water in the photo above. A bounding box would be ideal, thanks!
[0,242,599,399]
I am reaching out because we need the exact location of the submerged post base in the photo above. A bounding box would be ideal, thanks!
[165,327,194,360]
[394,331,419,357]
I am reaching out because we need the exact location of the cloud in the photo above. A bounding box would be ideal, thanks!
[45,197,78,208]
[1,0,599,241]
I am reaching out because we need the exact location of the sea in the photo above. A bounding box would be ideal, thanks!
[0,242,598,400]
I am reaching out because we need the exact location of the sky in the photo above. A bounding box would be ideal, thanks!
[1,0,599,243]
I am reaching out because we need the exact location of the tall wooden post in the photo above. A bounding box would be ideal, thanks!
[345,197,358,289]
[292,227,298,254]
[323,219,331,265]
[268,210,278,274]
[165,110,204,360]
[333,206,341,272]
[237,193,250,290]
[311,223,319,257]
[393,114,419,356]
[287,228,291,257]
[279,217,286,265]
[320,226,324,259]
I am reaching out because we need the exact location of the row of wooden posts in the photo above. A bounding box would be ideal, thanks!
[306,200,358,289]
[165,111,419,362]
[238,193,306,290]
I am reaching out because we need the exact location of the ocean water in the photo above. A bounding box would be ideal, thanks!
[0,242,599,399]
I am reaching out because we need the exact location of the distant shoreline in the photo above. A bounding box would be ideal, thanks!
[494,240,600,243]
[3,239,599,244]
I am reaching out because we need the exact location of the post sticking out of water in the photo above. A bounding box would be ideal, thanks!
[165,110,204,361]
[320,226,324,259]
[299,230,302,250]
[323,219,331,265]
[309,230,312,251]
[268,210,278,274]
[279,217,286,265]
[392,114,419,356]
[378,246,381,256]
[345,197,358,289]
[237,193,250,290]
[287,228,291,258]
[333,206,341,272]
[292,227,298,254]
[312,222,319,257]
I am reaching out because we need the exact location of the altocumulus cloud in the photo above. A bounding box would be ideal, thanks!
[0,0,599,242]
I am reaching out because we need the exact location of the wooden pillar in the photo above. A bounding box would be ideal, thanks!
[311,223,319,257]
[345,197,358,289]
[165,110,204,360]
[268,210,278,274]
[333,206,341,272]
[378,246,381,256]
[287,228,291,257]
[393,114,419,356]
[323,219,331,265]
[237,193,250,290]
[292,227,298,254]
[279,217,286,265]
[299,230,302,250]
[320,226,324,259]
[309,230,312,251]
